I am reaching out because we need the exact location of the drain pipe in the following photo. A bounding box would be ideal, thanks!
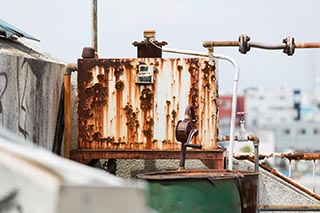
[159,46,240,171]
[64,63,77,159]
[213,52,239,171]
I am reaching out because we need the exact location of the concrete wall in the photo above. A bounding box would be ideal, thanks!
[0,128,147,213]
[0,38,64,150]
[234,159,320,209]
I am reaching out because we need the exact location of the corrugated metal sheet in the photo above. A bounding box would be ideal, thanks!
[77,58,218,150]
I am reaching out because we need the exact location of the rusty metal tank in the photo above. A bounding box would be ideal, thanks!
[77,58,218,151]
[137,170,259,213]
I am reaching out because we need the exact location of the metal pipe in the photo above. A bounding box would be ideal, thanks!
[288,159,292,178]
[203,38,320,50]
[63,64,77,159]
[162,47,209,57]
[209,54,239,171]
[247,134,260,173]
[235,152,320,161]
[313,159,316,193]
[202,40,239,47]
[167,48,240,171]
[92,0,98,52]
[250,41,285,50]
[52,83,64,155]
[295,42,320,48]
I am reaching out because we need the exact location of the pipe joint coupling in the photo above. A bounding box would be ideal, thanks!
[283,36,295,56]
[239,34,251,54]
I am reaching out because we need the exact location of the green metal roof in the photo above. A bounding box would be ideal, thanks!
[0,18,40,42]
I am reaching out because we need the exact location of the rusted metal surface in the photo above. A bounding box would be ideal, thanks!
[132,30,167,58]
[70,149,224,161]
[295,42,320,48]
[132,40,167,58]
[234,152,320,161]
[136,169,245,180]
[64,74,71,159]
[77,58,218,151]
[259,205,320,211]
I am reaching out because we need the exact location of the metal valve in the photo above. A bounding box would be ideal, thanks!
[176,105,202,170]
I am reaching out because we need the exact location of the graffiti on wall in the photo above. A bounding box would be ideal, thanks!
[0,57,47,141]
[0,72,7,127]
[0,190,22,213]
[17,59,30,139]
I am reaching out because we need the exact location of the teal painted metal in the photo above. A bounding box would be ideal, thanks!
[0,18,40,42]
[137,170,243,213]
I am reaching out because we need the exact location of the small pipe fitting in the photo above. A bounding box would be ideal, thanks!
[63,63,78,76]
[247,134,260,146]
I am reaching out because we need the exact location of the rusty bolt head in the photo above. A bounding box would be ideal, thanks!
[82,47,96,58]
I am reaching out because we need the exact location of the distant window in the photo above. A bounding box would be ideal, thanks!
[280,117,286,122]
[314,129,319,135]
[221,101,231,109]
[279,96,286,100]
[252,119,257,126]
[259,96,264,100]
[220,117,230,126]
[284,129,290,135]
[299,129,306,135]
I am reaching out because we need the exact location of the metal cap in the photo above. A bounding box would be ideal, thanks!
[143,30,156,39]
[81,47,96,58]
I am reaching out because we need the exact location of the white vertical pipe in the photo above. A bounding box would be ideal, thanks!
[288,160,292,178]
[213,55,239,171]
[161,48,240,171]
[313,160,316,193]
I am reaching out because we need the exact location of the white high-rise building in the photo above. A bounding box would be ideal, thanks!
[245,86,299,128]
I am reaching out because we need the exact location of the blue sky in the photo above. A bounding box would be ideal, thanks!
[2,0,320,93]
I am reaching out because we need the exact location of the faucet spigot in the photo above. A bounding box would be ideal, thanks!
[176,105,202,170]
[237,112,247,141]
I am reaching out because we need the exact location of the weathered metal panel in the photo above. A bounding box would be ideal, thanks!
[77,58,218,150]
[137,170,244,213]
[0,40,64,150]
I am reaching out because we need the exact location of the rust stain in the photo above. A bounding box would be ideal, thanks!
[124,103,139,143]
[187,59,200,126]
[140,87,153,112]
[165,100,171,142]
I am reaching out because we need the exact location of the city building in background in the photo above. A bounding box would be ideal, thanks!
[218,86,320,155]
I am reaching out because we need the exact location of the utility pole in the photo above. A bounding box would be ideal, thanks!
[92,0,98,52]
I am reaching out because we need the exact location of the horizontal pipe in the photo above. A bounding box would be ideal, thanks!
[295,42,320,48]
[162,47,209,57]
[259,205,320,211]
[234,152,320,161]
[203,39,320,50]
[250,42,285,50]
[202,40,239,48]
